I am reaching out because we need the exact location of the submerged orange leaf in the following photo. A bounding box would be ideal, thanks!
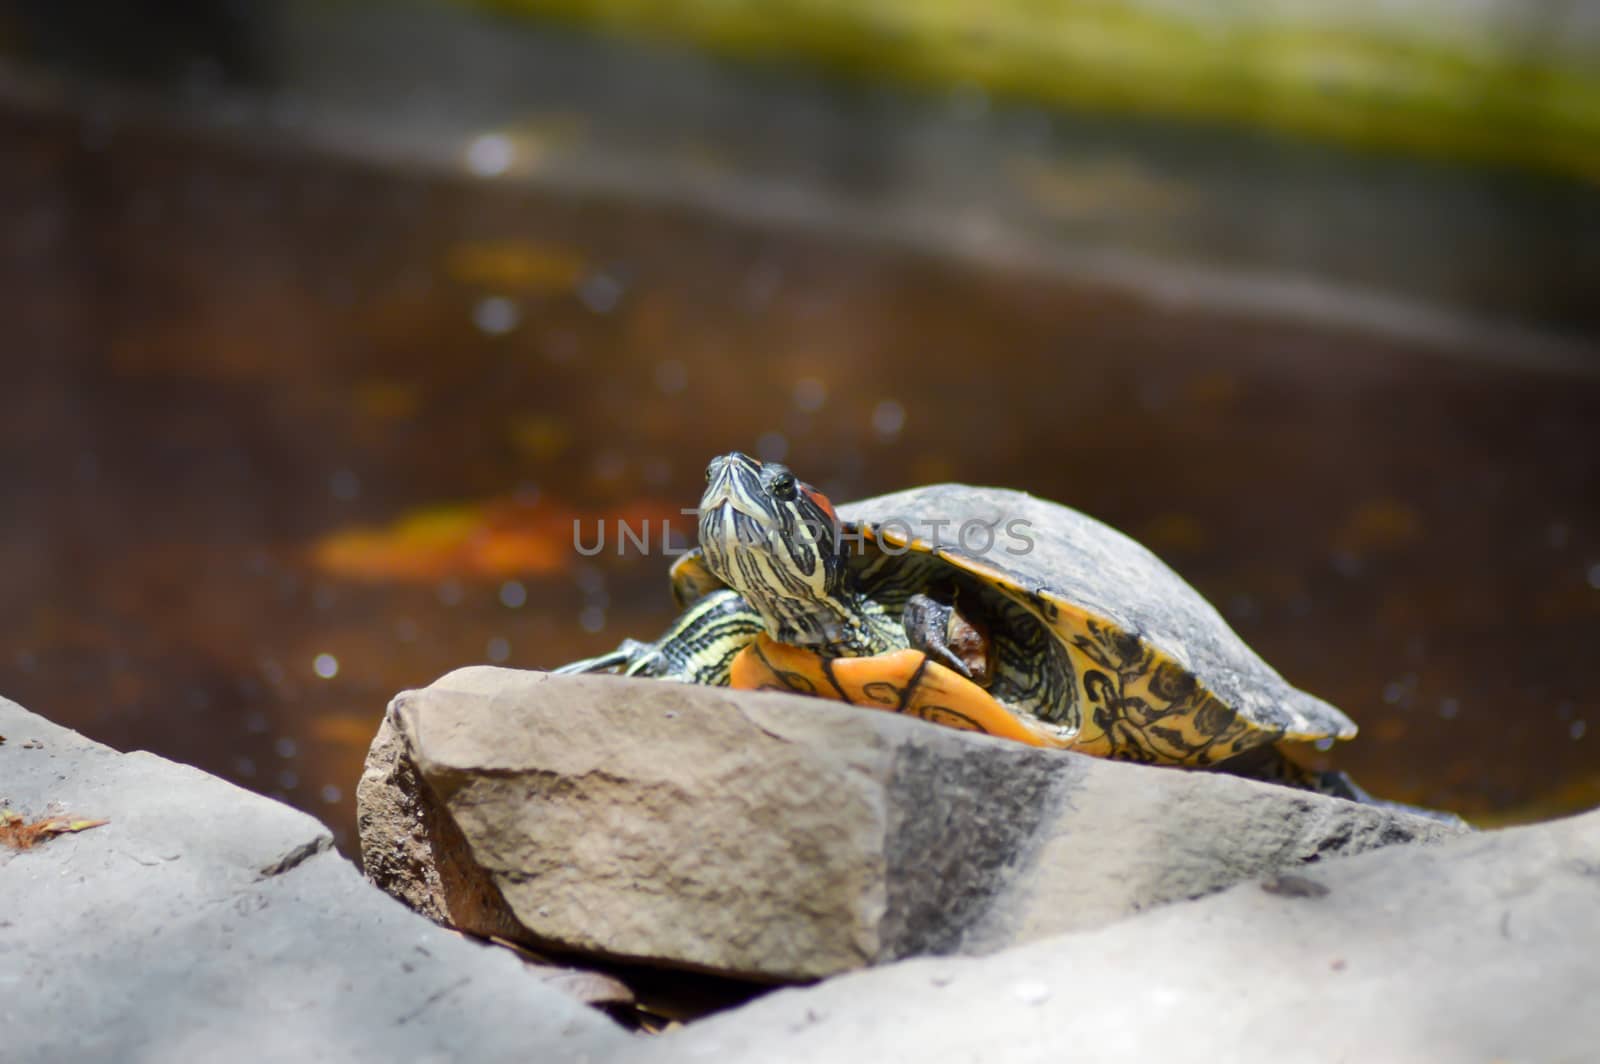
[308,715,384,749]
[310,496,682,583]
[444,239,587,294]
[1336,499,1424,554]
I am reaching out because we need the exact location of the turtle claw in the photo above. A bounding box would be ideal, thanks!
[553,639,658,676]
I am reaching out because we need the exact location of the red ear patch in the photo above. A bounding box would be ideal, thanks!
[801,483,837,526]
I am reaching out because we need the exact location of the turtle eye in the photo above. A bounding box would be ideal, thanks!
[769,471,797,500]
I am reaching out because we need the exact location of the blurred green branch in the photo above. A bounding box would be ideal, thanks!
[471,0,1600,182]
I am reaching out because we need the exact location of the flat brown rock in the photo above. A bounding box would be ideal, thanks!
[360,667,1463,981]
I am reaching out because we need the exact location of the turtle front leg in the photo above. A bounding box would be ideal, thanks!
[901,589,995,686]
[552,588,764,687]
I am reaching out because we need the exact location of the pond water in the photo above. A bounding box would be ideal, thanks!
[1,5,1597,852]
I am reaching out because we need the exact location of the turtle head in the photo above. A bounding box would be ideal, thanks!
[698,452,861,651]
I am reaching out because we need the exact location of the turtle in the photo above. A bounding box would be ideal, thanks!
[559,451,1362,791]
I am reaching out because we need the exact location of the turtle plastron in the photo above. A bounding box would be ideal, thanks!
[729,633,1075,749]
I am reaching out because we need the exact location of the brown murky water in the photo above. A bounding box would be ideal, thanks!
[1,78,1597,852]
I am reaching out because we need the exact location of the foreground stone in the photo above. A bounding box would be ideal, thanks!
[0,696,629,1064]
[645,804,1600,1064]
[362,667,1462,982]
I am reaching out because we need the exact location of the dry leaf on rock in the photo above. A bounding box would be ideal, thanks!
[0,808,109,850]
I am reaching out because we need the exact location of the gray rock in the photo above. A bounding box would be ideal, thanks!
[367,666,1462,982]
[645,805,1600,1064]
[0,695,630,1064]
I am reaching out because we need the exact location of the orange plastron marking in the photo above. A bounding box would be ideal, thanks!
[729,634,1072,749]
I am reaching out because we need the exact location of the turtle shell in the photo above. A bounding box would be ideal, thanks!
[837,484,1356,765]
